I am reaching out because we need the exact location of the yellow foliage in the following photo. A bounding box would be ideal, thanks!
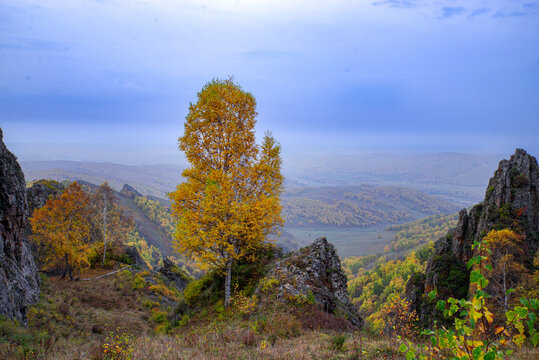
[480,229,527,314]
[148,284,177,301]
[30,182,92,278]
[231,284,258,315]
[169,78,284,305]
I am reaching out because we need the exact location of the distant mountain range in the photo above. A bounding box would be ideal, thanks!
[22,159,464,256]
[284,152,504,205]
[22,152,502,206]
[22,161,183,200]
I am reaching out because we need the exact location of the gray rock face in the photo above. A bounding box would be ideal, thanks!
[0,128,40,324]
[120,184,142,199]
[156,257,191,291]
[26,180,64,216]
[260,237,363,329]
[428,148,538,281]
[124,245,149,270]
[407,149,539,324]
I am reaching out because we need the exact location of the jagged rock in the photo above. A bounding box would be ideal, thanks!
[120,184,142,199]
[258,237,363,329]
[0,128,40,324]
[26,179,64,215]
[124,245,149,270]
[156,257,191,291]
[407,149,539,324]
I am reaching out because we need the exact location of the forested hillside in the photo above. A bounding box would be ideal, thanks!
[340,211,461,330]
[386,213,459,252]
[22,161,183,199]
[283,185,459,227]
[341,212,459,330]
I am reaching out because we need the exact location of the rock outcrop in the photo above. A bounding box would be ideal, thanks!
[407,149,539,324]
[124,245,149,270]
[156,257,191,291]
[120,184,142,199]
[258,237,363,329]
[0,128,40,323]
[26,179,64,215]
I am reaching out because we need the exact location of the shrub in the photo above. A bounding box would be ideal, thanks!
[149,284,177,300]
[258,276,279,293]
[231,284,258,315]
[150,310,168,324]
[183,271,222,308]
[330,334,347,352]
[378,295,420,339]
[131,273,146,290]
[242,330,257,347]
[398,237,538,360]
[100,330,134,360]
[142,300,159,309]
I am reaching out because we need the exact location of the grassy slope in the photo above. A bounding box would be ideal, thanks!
[0,266,407,360]
[0,268,173,359]
[2,268,537,360]
[116,194,174,257]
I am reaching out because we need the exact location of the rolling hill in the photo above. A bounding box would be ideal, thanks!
[283,184,460,228]
[22,151,503,206]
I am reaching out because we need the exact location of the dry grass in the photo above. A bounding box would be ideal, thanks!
[1,271,537,360]
[30,270,156,337]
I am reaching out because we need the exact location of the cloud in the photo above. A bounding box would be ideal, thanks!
[0,37,71,52]
[469,7,490,18]
[492,1,539,18]
[439,6,466,19]
[493,10,526,18]
[371,0,417,8]
[240,50,296,60]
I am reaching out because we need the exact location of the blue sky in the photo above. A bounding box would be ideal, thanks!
[1,0,538,164]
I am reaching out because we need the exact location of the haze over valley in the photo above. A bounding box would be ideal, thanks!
[2,1,538,358]
[21,152,490,257]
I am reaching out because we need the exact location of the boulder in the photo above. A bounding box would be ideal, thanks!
[0,128,40,324]
[124,245,149,270]
[26,179,64,216]
[258,237,363,329]
[156,257,191,291]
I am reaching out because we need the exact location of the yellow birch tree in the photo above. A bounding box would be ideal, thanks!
[169,78,283,307]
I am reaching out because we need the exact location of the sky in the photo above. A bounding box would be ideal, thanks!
[1,0,538,164]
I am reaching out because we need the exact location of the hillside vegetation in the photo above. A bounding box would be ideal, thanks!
[386,213,459,252]
[341,213,458,330]
[0,266,410,360]
[283,185,459,227]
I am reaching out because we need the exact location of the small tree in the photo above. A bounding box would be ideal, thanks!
[91,182,133,267]
[169,78,283,307]
[30,182,92,279]
[397,231,538,360]
[481,229,526,314]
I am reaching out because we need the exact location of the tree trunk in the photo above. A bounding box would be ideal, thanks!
[224,258,233,308]
[62,253,72,280]
[503,260,508,312]
[102,200,108,267]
